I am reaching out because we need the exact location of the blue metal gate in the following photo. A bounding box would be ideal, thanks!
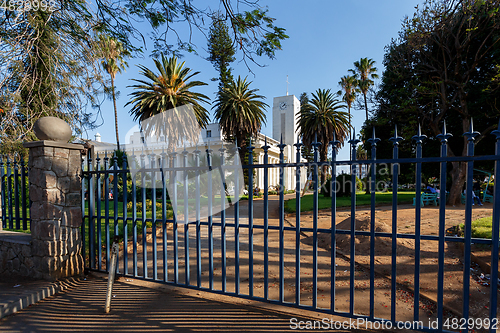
[0,155,30,231]
[82,123,500,332]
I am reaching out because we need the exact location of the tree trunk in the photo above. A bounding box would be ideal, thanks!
[363,93,369,123]
[448,161,467,205]
[320,150,327,190]
[111,76,120,151]
[447,117,470,205]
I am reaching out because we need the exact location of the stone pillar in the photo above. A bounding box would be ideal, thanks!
[23,141,84,280]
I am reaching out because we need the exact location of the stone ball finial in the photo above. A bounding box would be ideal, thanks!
[33,116,72,142]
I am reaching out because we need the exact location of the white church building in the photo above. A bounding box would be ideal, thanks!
[89,95,308,192]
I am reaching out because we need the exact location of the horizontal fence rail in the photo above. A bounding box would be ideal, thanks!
[0,156,30,231]
[83,123,500,333]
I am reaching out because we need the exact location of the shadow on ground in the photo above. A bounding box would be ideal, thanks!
[0,274,375,332]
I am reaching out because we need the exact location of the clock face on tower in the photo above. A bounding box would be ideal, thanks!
[279,102,287,110]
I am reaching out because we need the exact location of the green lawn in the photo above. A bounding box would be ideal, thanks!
[284,191,416,213]
[459,217,497,239]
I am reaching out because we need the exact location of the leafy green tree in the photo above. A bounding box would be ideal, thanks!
[208,14,236,97]
[299,92,314,163]
[0,8,104,153]
[350,58,379,123]
[0,1,286,154]
[213,76,268,152]
[338,75,358,139]
[365,0,500,204]
[298,89,350,185]
[127,55,210,149]
[98,35,130,151]
[123,1,288,61]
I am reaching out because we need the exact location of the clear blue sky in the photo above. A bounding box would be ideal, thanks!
[85,0,421,163]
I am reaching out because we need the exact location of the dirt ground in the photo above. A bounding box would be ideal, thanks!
[296,202,499,322]
[101,195,499,330]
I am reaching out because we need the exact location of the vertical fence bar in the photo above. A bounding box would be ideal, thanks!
[233,145,240,295]
[206,144,214,290]
[247,140,255,297]
[219,144,226,292]
[311,135,320,309]
[412,125,426,322]
[172,151,179,284]
[368,129,380,318]
[389,125,402,322]
[194,147,201,288]
[161,149,168,282]
[131,150,138,277]
[113,155,119,274]
[113,154,119,238]
[96,153,102,270]
[88,152,95,270]
[294,139,303,307]
[489,119,500,333]
[348,133,360,315]
[140,151,147,278]
[1,157,6,229]
[112,154,119,273]
[263,140,269,300]
[151,154,158,280]
[21,156,27,230]
[122,156,128,275]
[104,152,110,271]
[81,153,86,268]
[13,157,20,230]
[278,136,286,304]
[329,137,339,313]
[182,148,190,286]
[463,121,479,329]
[7,157,13,229]
[437,122,452,330]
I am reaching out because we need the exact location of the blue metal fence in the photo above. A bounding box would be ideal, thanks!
[82,123,500,332]
[0,156,30,231]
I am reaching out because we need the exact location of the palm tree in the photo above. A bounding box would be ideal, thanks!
[127,55,210,150]
[298,89,350,185]
[338,74,358,140]
[350,57,379,123]
[213,76,268,151]
[98,35,130,151]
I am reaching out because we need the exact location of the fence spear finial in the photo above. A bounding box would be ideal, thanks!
[437,120,452,143]
[412,123,427,144]
[492,118,500,139]
[389,124,403,145]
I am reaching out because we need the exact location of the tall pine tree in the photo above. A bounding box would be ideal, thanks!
[207,14,236,97]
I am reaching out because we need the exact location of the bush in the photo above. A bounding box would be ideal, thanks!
[127,199,172,217]
[324,174,362,197]
[322,178,333,197]
[458,216,495,239]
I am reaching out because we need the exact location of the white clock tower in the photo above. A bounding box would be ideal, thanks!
[272,95,300,147]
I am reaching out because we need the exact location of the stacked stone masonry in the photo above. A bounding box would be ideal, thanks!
[26,143,85,280]
[0,234,33,277]
[0,141,86,281]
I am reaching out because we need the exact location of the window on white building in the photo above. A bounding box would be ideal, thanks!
[206,130,212,138]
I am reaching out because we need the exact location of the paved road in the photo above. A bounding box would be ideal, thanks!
[0,273,384,332]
